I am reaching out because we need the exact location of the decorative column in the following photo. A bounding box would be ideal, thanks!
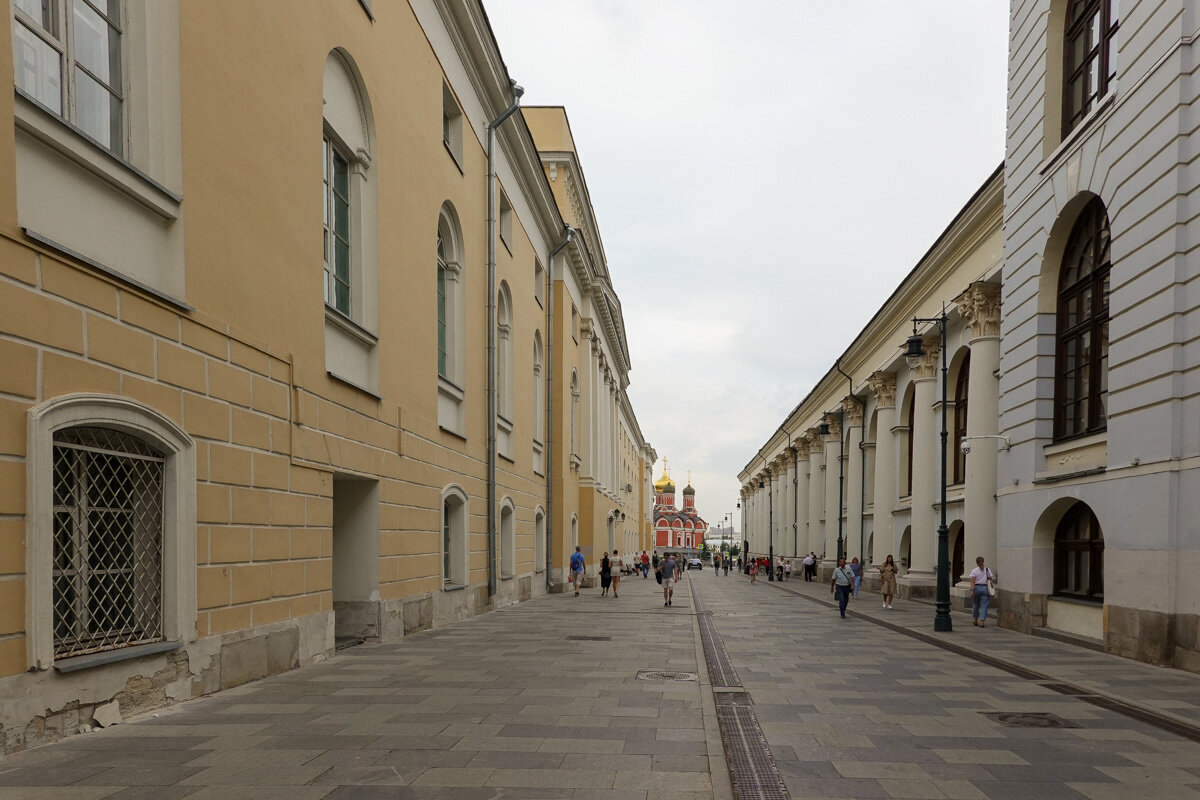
[868,372,897,563]
[739,487,748,558]
[822,413,842,564]
[956,282,1002,584]
[843,395,865,562]
[806,430,824,559]
[784,448,798,557]
[906,333,941,588]
[793,440,810,560]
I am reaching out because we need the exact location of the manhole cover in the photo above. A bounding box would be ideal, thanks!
[637,670,698,681]
[566,635,611,641]
[982,712,1080,729]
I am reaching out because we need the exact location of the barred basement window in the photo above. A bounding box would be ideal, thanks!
[52,427,164,659]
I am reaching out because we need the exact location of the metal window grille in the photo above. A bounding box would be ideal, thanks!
[52,426,164,659]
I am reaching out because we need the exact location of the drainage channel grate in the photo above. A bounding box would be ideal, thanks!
[565,635,611,641]
[718,705,790,800]
[692,580,790,800]
[983,712,1080,729]
[637,670,697,681]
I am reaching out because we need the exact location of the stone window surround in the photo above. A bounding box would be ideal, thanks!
[26,393,196,671]
[440,485,469,589]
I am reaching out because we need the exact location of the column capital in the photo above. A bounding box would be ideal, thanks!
[955,281,1002,339]
[793,438,811,459]
[867,371,897,408]
[822,411,842,440]
[843,395,864,427]
[912,333,941,381]
[805,429,824,450]
[782,448,797,466]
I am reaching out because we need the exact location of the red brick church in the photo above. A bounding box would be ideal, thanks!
[653,465,706,550]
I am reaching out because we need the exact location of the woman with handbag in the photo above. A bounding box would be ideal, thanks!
[969,556,994,627]
[600,552,611,597]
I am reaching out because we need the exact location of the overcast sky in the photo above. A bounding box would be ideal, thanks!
[485,1,1010,535]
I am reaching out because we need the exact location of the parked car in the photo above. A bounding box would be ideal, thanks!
[688,557,703,570]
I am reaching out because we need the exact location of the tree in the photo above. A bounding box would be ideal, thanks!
[728,544,741,557]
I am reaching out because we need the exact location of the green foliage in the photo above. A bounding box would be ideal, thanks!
[728,544,741,557]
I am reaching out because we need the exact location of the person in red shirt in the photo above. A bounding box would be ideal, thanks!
[640,551,650,578]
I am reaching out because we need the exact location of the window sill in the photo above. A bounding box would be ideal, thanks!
[24,229,192,311]
[14,90,182,218]
[443,140,464,175]
[1039,90,1117,177]
[443,583,466,592]
[1044,431,1107,456]
[357,0,374,21]
[328,370,382,400]
[325,306,378,346]
[54,640,182,673]
[438,425,467,442]
[1050,594,1103,607]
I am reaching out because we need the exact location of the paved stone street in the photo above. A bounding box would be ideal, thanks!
[3,566,1200,799]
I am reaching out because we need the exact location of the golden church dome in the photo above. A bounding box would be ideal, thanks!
[654,473,675,493]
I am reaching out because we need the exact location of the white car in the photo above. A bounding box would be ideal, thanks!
[687,558,703,570]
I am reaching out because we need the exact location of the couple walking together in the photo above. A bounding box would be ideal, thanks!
[568,545,625,598]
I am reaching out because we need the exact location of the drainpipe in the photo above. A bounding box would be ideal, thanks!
[834,359,856,562]
[487,80,523,599]
[545,225,574,589]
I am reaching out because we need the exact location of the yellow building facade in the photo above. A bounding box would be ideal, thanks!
[0,0,652,751]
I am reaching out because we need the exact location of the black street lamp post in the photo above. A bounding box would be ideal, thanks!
[760,477,775,581]
[904,307,953,633]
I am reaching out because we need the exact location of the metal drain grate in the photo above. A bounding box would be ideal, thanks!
[983,712,1080,729]
[637,670,697,681]
[714,690,753,707]
[565,635,611,641]
[718,705,790,799]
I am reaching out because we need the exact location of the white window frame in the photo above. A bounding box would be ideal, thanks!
[499,499,515,580]
[534,507,546,574]
[437,203,466,435]
[26,394,196,671]
[441,81,463,169]
[12,0,126,155]
[441,486,468,588]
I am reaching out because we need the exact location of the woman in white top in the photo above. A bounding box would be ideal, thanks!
[969,556,993,627]
[610,549,625,598]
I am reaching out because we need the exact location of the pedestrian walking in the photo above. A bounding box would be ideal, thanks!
[723,556,729,576]
[802,552,815,582]
[850,557,863,597]
[831,557,854,618]
[570,546,586,596]
[661,553,678,606]
[610,549,624,598]
[775,558,784,581]
[877,554,898,608]
[749,559,759,583]
[713,553,721,573]
[600,551,611,596]
[784,559,792,580]
[652,551,660,571]
[970,556,994,627]
[641,550,650,578]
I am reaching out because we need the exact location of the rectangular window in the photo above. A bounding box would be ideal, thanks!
[441,82,462,166]
[499,193,513,251]
[52,427,164,659]
[534,261,545,307]
[13,0,124,155]
[323,135,351,315]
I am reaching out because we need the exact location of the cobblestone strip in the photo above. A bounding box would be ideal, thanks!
[766,577,1200,745]
[690,579,790,800]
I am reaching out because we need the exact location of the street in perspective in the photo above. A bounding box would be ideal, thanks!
[3,1,1200,799]
[2,566,1199,799]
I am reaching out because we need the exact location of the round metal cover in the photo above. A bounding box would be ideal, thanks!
[984,712,1079,729]
[637,670,698,681]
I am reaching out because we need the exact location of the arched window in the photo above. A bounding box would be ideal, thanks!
[1055,197,1111,440]
[27,394,196,670]
[1054,502,1104,600]
[322,49,376,324]
[533,332,544,471]
[436,204,465,434]
[534,508,546,574]
[1063,0,1118,137]
[500,501,515,579]
[569,370,580,458]
[953,352,970,485]
[904,397,915,496]
[442,487,468,587]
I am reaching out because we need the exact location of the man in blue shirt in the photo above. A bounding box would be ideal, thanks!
[570,546,586,597]
[830,557,854,618]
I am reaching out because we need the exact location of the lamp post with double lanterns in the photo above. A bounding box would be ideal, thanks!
[759,476,775,580]
[904,307,953,633]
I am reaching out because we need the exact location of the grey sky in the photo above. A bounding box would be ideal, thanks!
[485,1,1010,534]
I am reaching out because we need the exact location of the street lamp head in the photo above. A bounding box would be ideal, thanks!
[904,333,926,370]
